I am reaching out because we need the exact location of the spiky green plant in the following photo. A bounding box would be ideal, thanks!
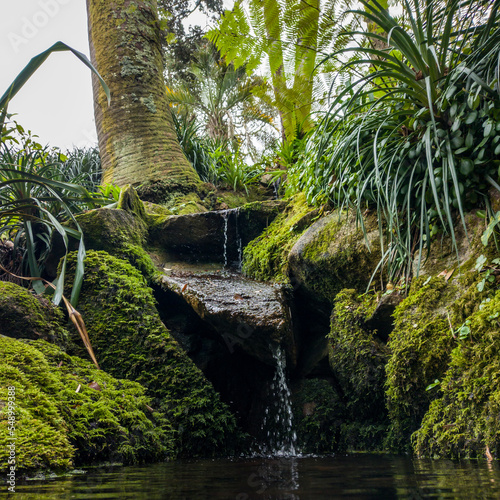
[297,0,500,284]
[0,42,109,305]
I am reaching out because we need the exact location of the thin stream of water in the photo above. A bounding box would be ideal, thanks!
[262,345,297,456]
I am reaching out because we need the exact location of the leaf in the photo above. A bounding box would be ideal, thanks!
[0,42,109,110]
[88,381,102,391]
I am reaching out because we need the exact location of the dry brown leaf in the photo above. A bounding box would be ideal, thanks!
[181,283,188,293]
[88,381,101,391]
[0,264,100,370]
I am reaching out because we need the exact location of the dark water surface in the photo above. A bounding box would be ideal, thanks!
[4,454,500,499]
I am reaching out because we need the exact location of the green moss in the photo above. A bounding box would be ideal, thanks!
[289,210,382,303]
[0,336,170,474]
[385,277,459,451]
[329,289,390,450]
[170,192,208,215]
[242,194,316,281]
[0,281,67,343]
[75,208,158,280]
[413,284,500,459]
[292,379,343,454]
[64,250,242,457]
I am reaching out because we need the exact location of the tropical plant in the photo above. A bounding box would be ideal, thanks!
[172,105,266,191]
[53,146,102,192]
[207,0,349,142]
[0,41,110,306]
[167,43,276,157]
[295,0,500,284]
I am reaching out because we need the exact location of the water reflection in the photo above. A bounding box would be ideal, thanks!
[5,455,500,500]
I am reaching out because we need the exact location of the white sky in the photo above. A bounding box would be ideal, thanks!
[0,0,96,151]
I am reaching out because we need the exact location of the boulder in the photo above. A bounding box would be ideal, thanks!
[0,281,67,342]
[241,194,318,282]
[288,210,382,305]
[0,336,170,473]
[160,271,296,367]
[149,200,285,264]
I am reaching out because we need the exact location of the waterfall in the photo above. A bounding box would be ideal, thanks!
[235,208,243,271]
[262,345,297,456]
[222,211,229,268]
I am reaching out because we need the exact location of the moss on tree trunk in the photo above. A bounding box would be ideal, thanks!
[86,0,201,192]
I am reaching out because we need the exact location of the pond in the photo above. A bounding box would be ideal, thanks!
[5,454,500,499]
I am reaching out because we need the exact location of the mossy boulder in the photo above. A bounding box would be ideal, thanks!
[412,211,493,277]
[0,281,67,343]
[242,194,318,281]
[0,336,170,474]
[413,282,500,459]
[75,208,157,279]
[288,210,381,304]
[64,250,242,457]
[329,289,390,450]
[385,276,467,450]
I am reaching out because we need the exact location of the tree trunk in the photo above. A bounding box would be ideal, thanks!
[86,0,201,193]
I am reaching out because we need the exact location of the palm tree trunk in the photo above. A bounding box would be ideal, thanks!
[86,0,201,194]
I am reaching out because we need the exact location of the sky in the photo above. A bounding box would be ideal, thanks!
[0,1,220,152]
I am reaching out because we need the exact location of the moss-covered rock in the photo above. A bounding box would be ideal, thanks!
[292,379,343,454]
[385,277,458,450]
[0,336,170,474]
[0,281,67,343]
[74,208,157,279]
[64,250,242,457]
[288,210,381,304]
[413,283,500,459]
[329,289,390,450]
[242,194,318,281]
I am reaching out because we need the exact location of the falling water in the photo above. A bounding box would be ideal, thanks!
[262,345,297,456]
[222,211,229,268]
[235,208,243,271]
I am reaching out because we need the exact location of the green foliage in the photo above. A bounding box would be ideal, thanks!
[172,111,265,192]
[0,42,109,305]
[293,0,500,283]
[208,0,347,141]
[53,147,102,192]
[63,250,243,457]
[167,44,274,150]
[242,193,315,281]
[0,335,170,473]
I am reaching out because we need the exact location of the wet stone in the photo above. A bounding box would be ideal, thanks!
[160,271,296,367]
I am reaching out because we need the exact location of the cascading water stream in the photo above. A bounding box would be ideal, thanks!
[222,211,229,269]
[235,208,243,271]
[262,345,297,456]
